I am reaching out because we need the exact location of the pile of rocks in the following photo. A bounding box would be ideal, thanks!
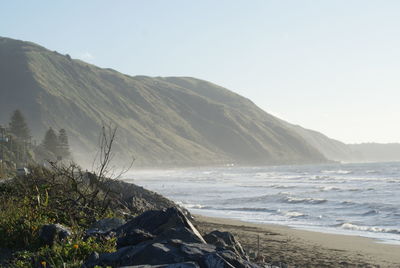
[82,207,260,268]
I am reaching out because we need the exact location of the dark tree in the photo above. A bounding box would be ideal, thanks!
[58,129,71,158]
[42,127,59,156]
[9,110,30,141]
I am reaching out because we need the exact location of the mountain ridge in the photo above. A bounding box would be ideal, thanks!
[1,36,399,166]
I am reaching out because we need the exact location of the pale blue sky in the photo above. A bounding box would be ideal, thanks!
[1,0,400,143]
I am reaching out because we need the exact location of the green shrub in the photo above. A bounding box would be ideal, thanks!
[0,155,129,266]
[11,236,116,267]
[0,197,54,249]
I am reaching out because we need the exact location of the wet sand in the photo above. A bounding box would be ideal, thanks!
[195,215,400,268]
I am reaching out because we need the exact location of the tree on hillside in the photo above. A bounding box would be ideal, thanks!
[58,129,71,159]
[9,110,31,141]
[42,127,59,156]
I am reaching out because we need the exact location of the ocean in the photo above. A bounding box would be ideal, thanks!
[123,162,400,245]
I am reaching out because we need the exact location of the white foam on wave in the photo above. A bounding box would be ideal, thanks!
[321,169,352,175]
[284,211,306,218]
[340,223,400,234]
[270,184,295,189]
[236,183,294,189]
[318,186,341,191]
[177,201,207,209]
[284,197,327,204]
[129,163,400,245]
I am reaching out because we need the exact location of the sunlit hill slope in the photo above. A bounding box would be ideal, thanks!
[2,37,395,166]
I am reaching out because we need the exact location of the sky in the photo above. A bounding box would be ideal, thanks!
[1,0,400,143]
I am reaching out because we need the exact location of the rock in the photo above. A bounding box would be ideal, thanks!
[38,224,71,246]
[116,207,205,245]
[85,242,181,267]
[119,242,188,265]
[86,241,200,267]
[86,240,258,268]
[200,253,235,268]
[84,245,136,267]
[87,217,126,235]
[117,228,155,248]
[85,208,261,268]
[157,227,206,244]
[180,243,216,259]
[120,262,200,268]
[203,230,247,260]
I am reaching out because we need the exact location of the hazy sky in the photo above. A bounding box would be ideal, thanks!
[1,0,399,143]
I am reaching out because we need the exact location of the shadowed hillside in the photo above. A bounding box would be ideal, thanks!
[0,37,330,166]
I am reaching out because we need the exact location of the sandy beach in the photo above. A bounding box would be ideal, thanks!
[195,215,400,268]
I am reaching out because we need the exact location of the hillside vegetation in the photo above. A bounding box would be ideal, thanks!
[2,37,400,165]
[0,37,328,166]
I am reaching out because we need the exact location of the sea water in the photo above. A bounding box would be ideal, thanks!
[123,162,400,245]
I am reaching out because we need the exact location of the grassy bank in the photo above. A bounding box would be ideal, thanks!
[0,161,175,267]
[0,164,120,267]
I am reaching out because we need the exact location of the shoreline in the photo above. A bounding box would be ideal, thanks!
[194,214,400,267]
[190,209,400,246]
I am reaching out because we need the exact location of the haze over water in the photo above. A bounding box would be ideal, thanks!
[125,162,400,245]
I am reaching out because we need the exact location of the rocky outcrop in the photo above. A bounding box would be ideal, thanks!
[115,207,205,243]
[84,207,259,268]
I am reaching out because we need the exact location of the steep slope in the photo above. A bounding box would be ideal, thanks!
[283,123,400,163]
[285,125,357,162]
[0,37,328,166]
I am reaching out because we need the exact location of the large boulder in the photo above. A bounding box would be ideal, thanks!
[116,207,205,245]
[84,208,260,268]
[38,224,71,246]
[85,240,258,268]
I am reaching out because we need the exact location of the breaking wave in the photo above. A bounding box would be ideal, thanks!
[283,197,327,204]
[284,211,307,218]
[321,169,353,175]
[339,223,400,234]
[129,162,400,244]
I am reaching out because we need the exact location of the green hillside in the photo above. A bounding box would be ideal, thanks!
[0,37,329,166]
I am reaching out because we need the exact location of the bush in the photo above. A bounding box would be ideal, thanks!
[0,125,131,266]
[4,164,123,228]
[0,166,119,266]
[11,236,116,267]
[0,196,53,249]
